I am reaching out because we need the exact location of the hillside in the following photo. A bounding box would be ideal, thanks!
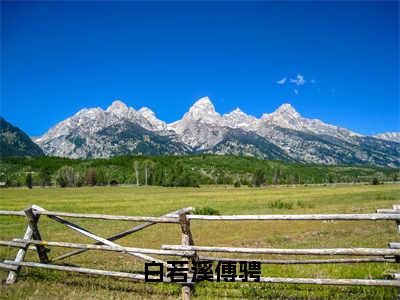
[0,118,44,158]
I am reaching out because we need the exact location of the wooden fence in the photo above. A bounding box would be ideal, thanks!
[1,204,400,299]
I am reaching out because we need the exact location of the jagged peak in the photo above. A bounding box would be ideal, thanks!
[76,107,103,116]
[190,96,215,111]
[195,96,212,104]
[224,107,256,119]
[273,103,300,117]
[224,108,241,117]
[138,107,155,115]
[106,100,130,113]
[182,96,221,123]
[231,108,243,114]
[138,106,167,130]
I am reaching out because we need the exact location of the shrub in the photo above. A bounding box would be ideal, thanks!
[267,200,294,210]
[96,168,108,185]
[234,181,241,188]
[75,171,84,187]
[371,177,380,185]
[56,166,75,187]
[193,207,220,215]
[296,200,315,209]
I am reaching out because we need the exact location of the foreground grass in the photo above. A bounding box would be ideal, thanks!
[0,184,399,299]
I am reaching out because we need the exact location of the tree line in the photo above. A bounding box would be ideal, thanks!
[1,154,398,188]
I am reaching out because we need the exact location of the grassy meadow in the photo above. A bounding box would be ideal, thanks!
[0,184,400,299]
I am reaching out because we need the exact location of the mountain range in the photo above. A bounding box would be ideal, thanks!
[28,97,399,168]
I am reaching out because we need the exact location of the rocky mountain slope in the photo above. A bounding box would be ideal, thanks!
[374,132,400,143]
[0,117,44,158]
[33,97,399,167]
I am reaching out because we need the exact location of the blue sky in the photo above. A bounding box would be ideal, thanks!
[1,1,399,136]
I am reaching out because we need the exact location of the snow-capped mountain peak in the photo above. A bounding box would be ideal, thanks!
[274,103,300,117]
[188,96,217,113]
[192,96,214,108]
[166,97,225,149]
[260,103,303,130]
[183,96,221,123]
[106,100,131,117]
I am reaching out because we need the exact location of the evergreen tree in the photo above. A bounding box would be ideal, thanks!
[252,169,265,187]
[272,166,281,185]
[393,173,398,182]
[371,177,379,185]
[39,167,52,187]
[25,173,33,189]
[85,168,97,186]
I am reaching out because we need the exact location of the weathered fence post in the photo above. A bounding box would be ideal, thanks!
[5,225,33,284]
[24,207,49,263]
[391,205,400,300]
[179,211,197,300]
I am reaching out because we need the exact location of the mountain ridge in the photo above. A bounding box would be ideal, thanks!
[32,97,399,167]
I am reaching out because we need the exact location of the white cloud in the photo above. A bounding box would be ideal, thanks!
[290,74,306,86]
[277,77,287,85]
[294,89,299,95]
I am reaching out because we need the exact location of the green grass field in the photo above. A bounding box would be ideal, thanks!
[1,184,400,299]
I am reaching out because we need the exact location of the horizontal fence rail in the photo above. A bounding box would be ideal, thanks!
[2,260,398,287]
[162,245,400,256]
[1,239,195,257]
[377,209,400,214]
[250,277,400,287]
[2,260,193,285]
[4,210,400,221]
[33,211,180,223]
[0,209,180,223]
[0,210,26,216]
[199,256,395,264]
[1,204,400,300]
[187,214,400,221]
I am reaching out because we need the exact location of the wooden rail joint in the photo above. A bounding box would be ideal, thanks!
[24,206,49,263]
